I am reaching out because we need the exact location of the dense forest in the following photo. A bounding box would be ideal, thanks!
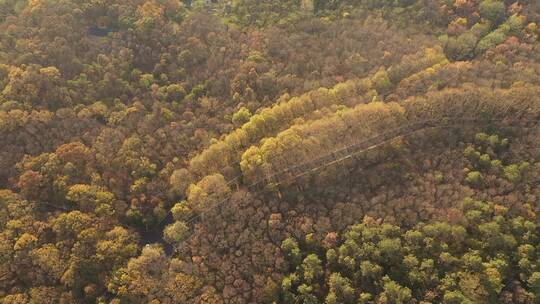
[1,0,540,303]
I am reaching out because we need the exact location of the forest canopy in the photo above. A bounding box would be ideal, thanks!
[1,0,540,303]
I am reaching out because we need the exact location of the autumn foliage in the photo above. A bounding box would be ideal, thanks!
[1,0,540,303]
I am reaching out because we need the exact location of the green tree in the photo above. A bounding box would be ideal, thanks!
[301,254,323,284]
[282,237,302,268]
[478,0,506,23]
[163,221,189,245]
[232,107,252,126]
[96,226,139,268]
[327,273,355,304]
[378,277,412,304]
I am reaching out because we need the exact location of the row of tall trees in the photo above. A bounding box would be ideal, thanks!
[0,0,539,303]
[236,85,540,187]
[186,47,447,190]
